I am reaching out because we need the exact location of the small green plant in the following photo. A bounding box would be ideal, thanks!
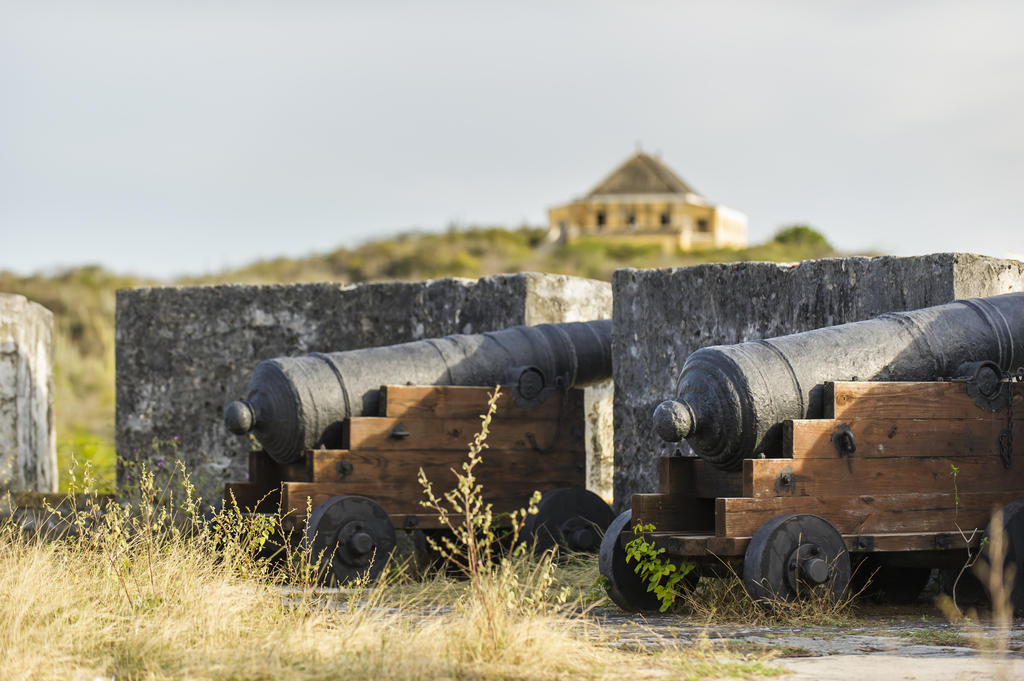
[945,462,985,615]
[419,386,580,659]
[417,387,541,582]
[623,522,695,611]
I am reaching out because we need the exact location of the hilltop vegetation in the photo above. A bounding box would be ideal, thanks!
[2,224,840,490]
[184,223,837,285]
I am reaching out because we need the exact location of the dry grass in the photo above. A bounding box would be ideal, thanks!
[669,576,859,629]
[0,519,785,681]
[0,418,782,681]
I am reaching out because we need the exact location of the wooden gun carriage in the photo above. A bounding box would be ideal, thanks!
[603,379,1024,611]
[603,293,1024,612]
[226,384,612,583]
[222,320,618,583]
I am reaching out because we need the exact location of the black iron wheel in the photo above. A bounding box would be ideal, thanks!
[521,487,615,555]
[305,495,396,585]
[853,556,931,605]
[743,513,851,605]
[598,510,662,612]
[982,500,1024,615]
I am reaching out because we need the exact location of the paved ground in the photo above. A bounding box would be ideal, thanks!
[593,605,1024,680]
[315,585,1023,679]
[782,655,1022,681]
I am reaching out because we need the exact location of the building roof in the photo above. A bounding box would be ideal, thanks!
[585,152,700,198]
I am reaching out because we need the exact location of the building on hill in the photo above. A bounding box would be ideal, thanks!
[547,151,747,251]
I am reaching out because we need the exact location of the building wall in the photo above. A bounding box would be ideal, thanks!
[548,197,746,251]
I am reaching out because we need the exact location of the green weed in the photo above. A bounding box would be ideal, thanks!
[624,522,695,612]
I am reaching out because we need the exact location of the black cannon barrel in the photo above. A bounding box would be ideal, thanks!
[225,320,612,463]
[653,292,1024,471]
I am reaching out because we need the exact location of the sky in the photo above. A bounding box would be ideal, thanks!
[2,1,1022,280]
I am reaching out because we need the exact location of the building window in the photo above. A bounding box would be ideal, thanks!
[596,211,606,229]
[696,218,710,233]
[627,213,636,230]
[660,210,671,227]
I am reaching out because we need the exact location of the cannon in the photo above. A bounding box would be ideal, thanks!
[601,292,1024,612]
[222,320,616,583]
[654,292,1024,471]
[226,320,612,464]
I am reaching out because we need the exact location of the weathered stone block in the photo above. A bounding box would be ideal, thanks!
[116,273,612,502]
[0,294,56,493]
[612,253,1024,510]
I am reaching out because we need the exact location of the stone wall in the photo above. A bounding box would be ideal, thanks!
[116,273,613,502]
[0,294,56,493]
[611,253,1024,510]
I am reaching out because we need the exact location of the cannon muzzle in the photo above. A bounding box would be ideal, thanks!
[227,320,612,463]
[657,292,1024,470]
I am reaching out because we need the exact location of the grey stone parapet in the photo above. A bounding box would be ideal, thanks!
[116,273,613,503]
[611,253,1024,511]
[0,294,56,493]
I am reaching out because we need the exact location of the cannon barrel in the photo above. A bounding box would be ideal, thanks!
[653,292,1024,471]
[225,320,612,463]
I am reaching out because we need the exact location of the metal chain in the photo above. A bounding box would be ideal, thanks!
[998,368,1023,469]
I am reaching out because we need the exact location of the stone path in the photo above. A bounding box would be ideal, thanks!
[592,607,1024,680]
[310,588,1024,679]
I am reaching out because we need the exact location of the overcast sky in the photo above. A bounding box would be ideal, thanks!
[2,1,1022,279]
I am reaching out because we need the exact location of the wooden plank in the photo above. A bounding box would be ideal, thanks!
[223,452,305,516]
[389,513,512,531]
[851,531,979,553]
[744,455,1024,498]
[224,482,280,513]
[282,446,584,519]
[716,491,1022,538]
[282,480,540,525]
[306,448,584,485]
[631,493,714,533]
[784,418,1021,460]
[379,385,584,420]
[281,513,509,533]
[248,450,309,484]
[632,531,980,558]
[640,532,749,558]
[249,450,279,485]
[827,381,1023,420]
[344,416,584,452]
[657,456,743,498]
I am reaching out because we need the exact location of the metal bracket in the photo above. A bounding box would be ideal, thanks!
[831,424,856,473]
[505,365,558,410]
[958,360,1011,412]
[774,466,796,495]
[957,362,1022,469]
[389,423,411,440]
